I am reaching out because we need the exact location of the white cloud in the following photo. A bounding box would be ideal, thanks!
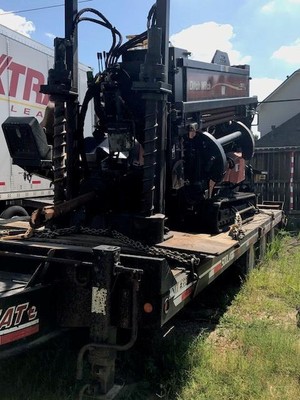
[0,9,35,37]
[170,22,251,65]
[250,77,283,102]
[271,38,300,64]
[261,1,276,13]
[45,32,56,40]
[261,0,300,13]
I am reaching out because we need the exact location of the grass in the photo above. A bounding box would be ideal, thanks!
[174,322,299,400]
[173,233,300,400]
[0,233,299,399]
[0,335,80,400]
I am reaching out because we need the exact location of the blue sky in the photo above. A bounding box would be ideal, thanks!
[1,0,300,101]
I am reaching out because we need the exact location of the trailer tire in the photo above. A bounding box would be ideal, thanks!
[0,206,29,219]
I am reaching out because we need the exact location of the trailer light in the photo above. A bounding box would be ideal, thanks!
[143,303,153,313]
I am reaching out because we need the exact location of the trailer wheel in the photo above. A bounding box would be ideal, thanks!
[0,206,29,219]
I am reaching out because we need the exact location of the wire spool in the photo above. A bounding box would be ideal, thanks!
[199,121,255,183]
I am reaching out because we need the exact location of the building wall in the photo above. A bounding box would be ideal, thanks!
[258,71,300,137]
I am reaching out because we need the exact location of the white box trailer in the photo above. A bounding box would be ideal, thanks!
[0,24,93,218]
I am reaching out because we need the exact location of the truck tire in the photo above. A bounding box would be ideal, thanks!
[0,206,29,219]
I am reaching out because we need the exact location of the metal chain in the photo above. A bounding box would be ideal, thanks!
[34,225,200,266]
[34,226,79,238]
[110,229,200,266]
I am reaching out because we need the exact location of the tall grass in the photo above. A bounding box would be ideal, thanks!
[175,234,300,400]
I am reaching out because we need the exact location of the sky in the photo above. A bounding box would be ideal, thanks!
[0,0,300,102]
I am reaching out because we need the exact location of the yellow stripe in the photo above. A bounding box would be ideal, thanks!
[0,96,46,110]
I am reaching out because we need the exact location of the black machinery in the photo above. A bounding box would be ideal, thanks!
[0,1,261,398]
[2,0,257,237]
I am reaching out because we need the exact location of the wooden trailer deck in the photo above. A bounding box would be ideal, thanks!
[0,207,283,258]
[157,208,282,255]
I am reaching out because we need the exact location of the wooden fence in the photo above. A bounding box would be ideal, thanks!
[252,147,300,213]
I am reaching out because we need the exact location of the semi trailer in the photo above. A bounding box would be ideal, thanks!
[0,23,93,218]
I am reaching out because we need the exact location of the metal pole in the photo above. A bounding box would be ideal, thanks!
[65,0,79,200]
[289,151,295,211]
[154,0,170,214]
[156,0,170,79]
[65,0,78,90]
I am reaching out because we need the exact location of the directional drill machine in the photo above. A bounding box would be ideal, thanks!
[0,0,259,397]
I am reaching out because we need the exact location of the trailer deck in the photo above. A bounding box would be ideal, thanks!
[0,207,283,328]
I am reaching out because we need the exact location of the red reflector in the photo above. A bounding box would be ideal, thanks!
[0,182,5,186]
[143,303,153,313]
[32,180,41,185]
[181,286,193,301]
[214,263,222,274]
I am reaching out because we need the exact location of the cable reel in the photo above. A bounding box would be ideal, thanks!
[199,121,255,183]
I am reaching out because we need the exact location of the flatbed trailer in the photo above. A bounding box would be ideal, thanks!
[0,205,283,396]
[0,0,286,397]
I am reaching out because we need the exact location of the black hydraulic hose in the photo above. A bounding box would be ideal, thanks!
[74,17,108,29]
[112,30,147,61]
[73,6,149,66]
[74,8,112,26]
[147,3,157,28]
[107,28,122,67]
[74,17,118,68]
[73,8,123,68]
[77,85,99,176]
[93,91,104,122]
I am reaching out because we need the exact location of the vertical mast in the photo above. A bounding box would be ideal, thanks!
[65,0,78,92]
[156,0,170,82]
[65,0,79,200]
[154,0,170,214]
